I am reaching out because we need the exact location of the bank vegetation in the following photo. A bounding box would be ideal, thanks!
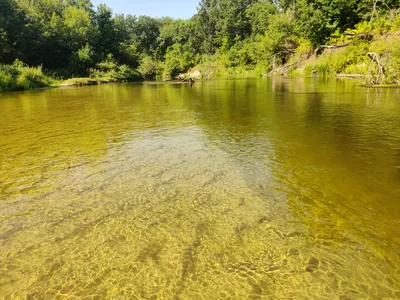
[1,0,399,92]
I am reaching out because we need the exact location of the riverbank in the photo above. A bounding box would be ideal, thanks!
[59,76,143,87]
[0,75,144,92]
[284,30,400,86]
[2,30,400,94]
[178,29,400,88]
[0,61,55,92]
[0,56,144,92]
[0,74,199,93]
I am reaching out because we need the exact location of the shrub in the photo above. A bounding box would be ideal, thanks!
[303,64,333,77]
[0,69,14,92]
[90,55,143,82]
[0,60,53,92]
[162,44,197,78]
[69,43,95,76]
[138,56,160,79]
[393,14,400,30]
[115,64,142,82]
[386,41,400,85]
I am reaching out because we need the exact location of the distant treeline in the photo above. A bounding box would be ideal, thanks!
[1,0,400,86]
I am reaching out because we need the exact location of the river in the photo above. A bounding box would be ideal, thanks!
[0,78,399,298]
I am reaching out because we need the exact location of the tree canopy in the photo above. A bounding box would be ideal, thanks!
[0,0,399,78]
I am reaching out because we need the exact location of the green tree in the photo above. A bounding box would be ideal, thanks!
[70,43,95,75]
[163,43,196,77]
[196,0,260,52]
[138,56,160,79]
[246,1,278,36]
[95,4,119,56]
[292,0,375,45]
[63,6,94,49]
[0,0,28,63]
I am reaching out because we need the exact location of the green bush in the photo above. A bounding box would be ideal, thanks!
[386,41,400,85]
[114,64,142,82]
[162,44,197,78]
[0,60,53,92]
[69,43,95,76]
[393,14,400,30]
[90,55,143,82]
[138,56,161,79]
[303,64,333,77]
[0,70,14,91]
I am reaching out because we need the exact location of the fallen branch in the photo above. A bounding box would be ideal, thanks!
[336,74,364,79]
[320,43,350,49]
[344,32,373,39]
[367,52,385,85]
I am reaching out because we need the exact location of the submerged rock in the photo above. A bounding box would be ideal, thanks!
[305,257,320,272]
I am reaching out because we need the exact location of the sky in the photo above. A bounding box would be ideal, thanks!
[91,0,200,19]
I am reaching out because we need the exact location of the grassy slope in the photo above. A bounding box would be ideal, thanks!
[184,16,400,87]
[289,32,400,82]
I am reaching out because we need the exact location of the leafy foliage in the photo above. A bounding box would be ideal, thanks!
[138,56,161,79]
[0,0,399,90]
[0,60,53,91]
[89,54,142,82]
[388,41,400,84]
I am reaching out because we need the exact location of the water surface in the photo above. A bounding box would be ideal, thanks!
[1,78,400,298]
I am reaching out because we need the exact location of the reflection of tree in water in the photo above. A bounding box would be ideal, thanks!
[304,92,324,123]
[273,86,400,278]
[188,78,400,282]
[189,78,278,134]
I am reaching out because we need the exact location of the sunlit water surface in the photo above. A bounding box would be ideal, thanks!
[0,78,400,299]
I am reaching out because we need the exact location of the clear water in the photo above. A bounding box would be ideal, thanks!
[0,78,399,299]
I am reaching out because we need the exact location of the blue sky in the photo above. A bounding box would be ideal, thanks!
[91,0,199,19]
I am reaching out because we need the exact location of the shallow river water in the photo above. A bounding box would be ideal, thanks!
[0,78,400,299]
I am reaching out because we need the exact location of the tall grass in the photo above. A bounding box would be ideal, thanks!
[0,60,54,92]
